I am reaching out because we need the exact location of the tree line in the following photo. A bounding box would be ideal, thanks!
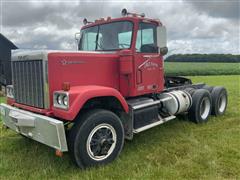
[165,54,240,63]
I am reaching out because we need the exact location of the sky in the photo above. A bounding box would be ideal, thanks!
[0,0,239,55]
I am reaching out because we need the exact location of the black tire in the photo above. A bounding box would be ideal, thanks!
[184,88,196,96]
[188,89,212,123]
[211,86,228,116]
[202,85,214,93]
[68,109,124,168]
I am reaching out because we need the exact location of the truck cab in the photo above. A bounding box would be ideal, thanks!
[78,16,166,97]
[0,9,227,168]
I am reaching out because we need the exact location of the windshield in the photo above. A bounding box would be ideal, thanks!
[78,21,133,51]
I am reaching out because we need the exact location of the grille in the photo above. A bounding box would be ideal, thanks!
[12,60,45,108]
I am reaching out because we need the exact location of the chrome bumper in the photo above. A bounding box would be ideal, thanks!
[0,103,68,152]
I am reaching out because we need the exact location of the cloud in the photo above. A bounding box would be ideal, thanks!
[1,0,239,54]
[185,0,240,20]
[2,2,78,29]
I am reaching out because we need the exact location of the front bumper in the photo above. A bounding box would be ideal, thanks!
[0,103,68,152]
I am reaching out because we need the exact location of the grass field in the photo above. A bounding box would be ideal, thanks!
[165,62,240,76]
[0,75,240,179]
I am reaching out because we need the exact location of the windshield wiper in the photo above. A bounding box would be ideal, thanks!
[95,28,104,50]
[95,40,104,50]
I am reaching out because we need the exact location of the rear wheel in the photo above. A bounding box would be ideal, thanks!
[188,89,212,123]
[202,85,214,93]
[211,86,227,116]
[68,109,124,168]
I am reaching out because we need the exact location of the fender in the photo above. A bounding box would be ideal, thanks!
[53,85,129,121]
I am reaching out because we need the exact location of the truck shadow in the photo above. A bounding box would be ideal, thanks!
[1,117,196,174]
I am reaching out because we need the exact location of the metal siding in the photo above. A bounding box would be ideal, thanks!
[0,34,18,85]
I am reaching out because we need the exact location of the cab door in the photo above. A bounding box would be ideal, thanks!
[134,22,164,96]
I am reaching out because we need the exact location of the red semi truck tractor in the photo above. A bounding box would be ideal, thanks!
[0,9,228,168]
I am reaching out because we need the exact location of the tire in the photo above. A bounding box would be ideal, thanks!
[184,88,196,96]
[188,89,212,123]
[211,86,228,116]
[68,109,124,168]
[202,85,214,93]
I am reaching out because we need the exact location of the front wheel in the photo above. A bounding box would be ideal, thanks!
[68,109,124,168]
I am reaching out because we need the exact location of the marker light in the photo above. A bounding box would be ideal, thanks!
[83,18,88,25]
[121,8,128,16]
[62,82,70,91]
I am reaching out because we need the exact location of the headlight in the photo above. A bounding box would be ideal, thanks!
[6,85,14,99]
[57,94,63,105]
[63,95,68,106]
[54,91,69,110]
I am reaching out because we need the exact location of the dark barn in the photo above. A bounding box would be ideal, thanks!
[0,33,18,88]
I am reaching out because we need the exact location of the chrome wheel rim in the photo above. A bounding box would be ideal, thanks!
[200,97,211,120]
[86,123,116,161]
[218,94,227,113]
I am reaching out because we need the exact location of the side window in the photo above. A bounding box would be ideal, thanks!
[79,26,98,51]
[136,23,158,53]
[81,32,97,51]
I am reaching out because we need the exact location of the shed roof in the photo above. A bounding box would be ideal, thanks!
[0,33,18,49]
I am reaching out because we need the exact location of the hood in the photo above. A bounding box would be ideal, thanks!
[47,50,121,107]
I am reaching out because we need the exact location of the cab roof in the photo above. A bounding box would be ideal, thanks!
[81,16,162,30]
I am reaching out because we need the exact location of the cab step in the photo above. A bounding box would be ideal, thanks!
[127,97,176,134]
[133,115,175,133]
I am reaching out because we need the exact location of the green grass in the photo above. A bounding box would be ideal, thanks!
[165,62,240,76]
[0,75,240,179]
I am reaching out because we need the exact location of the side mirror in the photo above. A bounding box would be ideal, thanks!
[157,26,168,56]
[75,32,81,50]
